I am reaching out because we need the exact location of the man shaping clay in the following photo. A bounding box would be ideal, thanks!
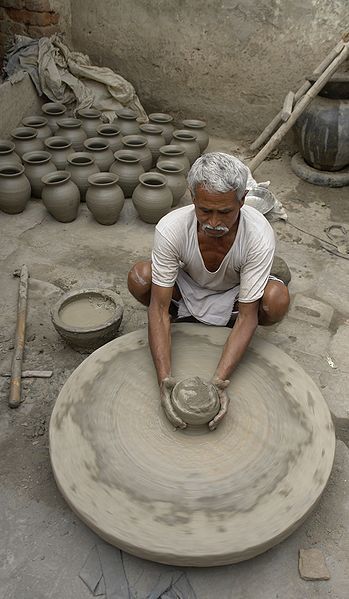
[128,152,290,430]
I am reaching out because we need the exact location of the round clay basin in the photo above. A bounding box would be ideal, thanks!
[51,288,123,352]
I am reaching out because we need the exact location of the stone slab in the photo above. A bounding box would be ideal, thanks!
[288,294,334,329]
[298,548,330,581]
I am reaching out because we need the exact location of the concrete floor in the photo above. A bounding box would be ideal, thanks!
[0,137,348,599]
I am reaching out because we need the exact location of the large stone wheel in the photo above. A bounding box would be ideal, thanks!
[49,324,335,567]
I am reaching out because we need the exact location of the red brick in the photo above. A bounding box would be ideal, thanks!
[25,0,52,12]
[0,1,25,9]
[6,8,59,26]
[27,23,60,38]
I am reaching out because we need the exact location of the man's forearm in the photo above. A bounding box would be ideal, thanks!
[148,306,172,384]
[214,313,258,381]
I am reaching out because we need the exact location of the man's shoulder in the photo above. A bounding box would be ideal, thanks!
[241,205,274,242]
[156,204,195,237]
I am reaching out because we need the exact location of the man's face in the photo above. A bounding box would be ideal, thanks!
[193,184,246,238]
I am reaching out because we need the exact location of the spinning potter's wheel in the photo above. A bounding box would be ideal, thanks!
[49,324,335,566]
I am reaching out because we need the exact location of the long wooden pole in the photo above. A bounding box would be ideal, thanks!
[248,42,349,173]
[9,265,29,409]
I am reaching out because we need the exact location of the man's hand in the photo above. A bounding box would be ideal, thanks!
[160,377,187,429]
[209,377,230,431]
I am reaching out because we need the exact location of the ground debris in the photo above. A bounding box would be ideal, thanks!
[298,548,330,581]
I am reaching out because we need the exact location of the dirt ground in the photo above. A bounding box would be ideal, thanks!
[0,137,348,599]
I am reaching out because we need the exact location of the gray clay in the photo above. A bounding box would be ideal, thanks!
[172,376,220,425]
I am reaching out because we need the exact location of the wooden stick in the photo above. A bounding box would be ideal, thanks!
[2,370,53,379]
[9,265,29,408]
[281,91,295,122]
[248,42,349,173]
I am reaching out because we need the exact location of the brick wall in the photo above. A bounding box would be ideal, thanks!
[0,0,61,66]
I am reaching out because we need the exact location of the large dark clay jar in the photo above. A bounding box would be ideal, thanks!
[44,137,72,170]
[97,124,123,153]
[42,171,80,222]
[182,119,209,152]
[109,150,144,198]
[41,103,67,133]
[67,152,100,201]
[22,116,52,141]
[121,135,152,171]
[86,172,125,225]
[84,137,114,171]
[149,113,174,144]
[132,172,173,224]
[0,140,21,168]
[11,127,43,157]
[56,118,87,152]
[0,164,31,213]
[156,161,187,207]
[22,150,57,198]
[77,108,102,138]
[115,108,140,136]
[171,130,201,165]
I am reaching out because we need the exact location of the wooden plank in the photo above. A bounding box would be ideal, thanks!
[9,265,29,408]
[281,91,295,122]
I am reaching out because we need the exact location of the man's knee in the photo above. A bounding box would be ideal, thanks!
[259,281,290,324]
[127,260,152,297]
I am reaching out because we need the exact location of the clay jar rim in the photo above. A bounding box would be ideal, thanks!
[45,136,72,150]
[139,172,167,187]
[139,123,164,135]
[77,108,102,119]
[113,150,141,164]
[88,172,120,186]
[0,140,16,154]
[182,119,207,129]
[149,113,173,124]
[68,152,95,166]
[42,170,71,185]
[22,116,48,129]
[22,150,53,164]
[116,108,138,120]
[42,102,66,116]
[173,129,197,141]
[11,126,38,140]
[159,144,185,157]
[0,164,25,177]
[59,118,83,129]
[84,137,110,152]
[51,288,124,334]
[156,160,184,175]
[97,124,121,136]
[122,135,148,148]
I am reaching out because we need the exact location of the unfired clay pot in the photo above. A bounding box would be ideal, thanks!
[115,108,140,136]
[84,137,114,171]
[149,113,174,144]
[56,118,87,152]
[11,127,43,157]
[132,172,173,224]
[86,172,125,225]
[97,124,123,153]
[67,152,100,201]
[44,137,72,170]
[22,150,57,198]
[77,108,102,138]
[0,140,21,168]
[22,116,52,141]
[42,170,80,222]
[41,103,67,133]
[139,124,166,167]
[121,135,152,171]
[181,119,209,152]
[109,150,144,198]
[157,144,191,175]
[171,130,201,165]
[156,161,187,207]
[0,164,31,214]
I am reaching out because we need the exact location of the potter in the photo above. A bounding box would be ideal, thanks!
[128,152,290,430]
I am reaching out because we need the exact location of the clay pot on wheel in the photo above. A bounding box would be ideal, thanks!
[86,172,125,225]
[22,116,52,141]
[156,161,187,207]
[121,135,152,171]
[181,119,209,152]
[157,144,191,175]
[56,118,87,152]
[97,124,123,153]
[132,172,173,224]
[149,113,174,144]
[22,150,57,198]
[67,152,100,201]
[115,108,140,136]
[77,108,102,138]
[0,140,21,168]
[42,170,80,222]
[84,137,114,171]
[41,103,67,133]
[11,127,43,157]
[44,137,72,170]
[0,164,31,214]
[171,130,201,165]
[109,150,144,198]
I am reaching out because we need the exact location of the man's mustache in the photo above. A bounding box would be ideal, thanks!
[202,224,229,234]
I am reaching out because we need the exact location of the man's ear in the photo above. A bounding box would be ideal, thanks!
[240,190,248,206]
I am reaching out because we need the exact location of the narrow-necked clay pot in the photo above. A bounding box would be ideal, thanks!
[0,164,31,214]
[181,119,209,152]
[41,102,67,133]
[11,127,43,157]
[171,130,201,165]
[121,135,152,171]
[86,172,125,225]
[0,140,21,168]
[22,116,52,141]
[149,113,174,144]
[109,150,144,198]
[115,108,140,136]
[77,108,102,138]
[84,137,114,171]
[132,172,173,224]
[42,170,80,222]
[139,124,166,166]
[22,150,57,198]
[157,144,191,175]
[97,124,123,153]
[56,118,87,152]
[67,152,100,201]
[156,161,187,207]
[44,137,72,170]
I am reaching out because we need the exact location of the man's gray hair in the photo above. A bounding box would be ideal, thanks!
[187,152,249,201]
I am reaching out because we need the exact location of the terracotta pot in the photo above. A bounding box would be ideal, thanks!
[77,108,102,138]
[0,164,31,214]
[41,102,67,133]
[115,108,140,136]
[22,116,52,141]
[109,150,144,198]
[156,161,187,207]
[139,124,166,166]
[0,140,21,168]
[182,119,209,152]
[56,118,87,152]
[44,137,72,170]
[86,172,125,225]
[149,113,174,144]
[97,124,123,153]
[157,144,191,175]
[171,130,201,165]
[22,150,57,198]
[67,152,100,201]
[132,172,173,224]
[42,170,80,222]
[11,127,43,157]
[121,135,152,171]
[84,137,114,171]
